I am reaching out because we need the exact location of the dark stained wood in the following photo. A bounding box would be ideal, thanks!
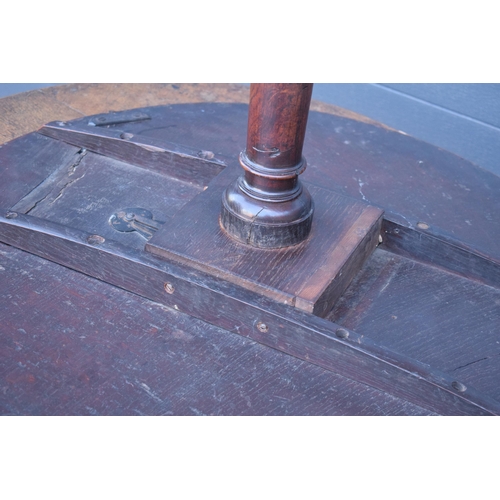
[147,166,383,316]
[39,118,226,188]
[0,212,496,415]
[39,101,500,277]
[221,84,314,248]
[301,110,500,268]
[328,248,500,402]
[9,148,201,251]
[452,355,500,403]
[246,84,313,168]
[1,88,500,416]
[0,133,81,209]
[0,243,435,416]
[381,219,500,289]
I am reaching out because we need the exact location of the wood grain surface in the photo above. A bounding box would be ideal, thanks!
[1,84,499,415]
[0,242,434,416]
[2,211,496,415]
[329,248,500,402]
[147,165,383,316]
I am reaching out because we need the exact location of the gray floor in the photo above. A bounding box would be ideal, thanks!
[2,83,499,178]
[313,84,500,178]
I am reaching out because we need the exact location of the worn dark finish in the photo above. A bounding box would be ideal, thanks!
[9,148,199,252]
[36,102,500,270]
[221,84,314,248]
[40,119,226,188]
[382,219,500,289]
[301,110,500,267]
[0,212,497,415]
[148,165,383,316]
[328,248,500,402]
[0,242,436,416]
[312,83,500,177]
[1,87,500,416]
[109,208,163,240]
[0,133,81,209]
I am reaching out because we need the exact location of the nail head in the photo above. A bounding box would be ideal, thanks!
[335,328,349,339]
[257,322,269,333]
[452,381,467,393]
[87,234,105,246]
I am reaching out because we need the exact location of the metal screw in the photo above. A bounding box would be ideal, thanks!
[164,282,175,294]
[452,381,467,393]
[256,322,269,333]
[335,328,349,339]
[417,222,430,230]
[120,132,134,140]
[87,234,105,246]
[97,116,106,122]
[5,211,18,219]
[198,150,215,160]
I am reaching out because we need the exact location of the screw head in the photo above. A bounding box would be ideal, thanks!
[87,234,105,246]
[198,150,215,160]
[452,381,467,393]
[164,282,175,294]
[5,211,17,219]
[256,322,269,333]
[335,328,349,339]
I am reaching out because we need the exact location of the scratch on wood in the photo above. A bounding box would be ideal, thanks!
[452,353,500,371]
[49,172,86,205]
[137,380,164,404]
[16,149,88,214]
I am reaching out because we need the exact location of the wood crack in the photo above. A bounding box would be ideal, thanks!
[452,351,500,372]
[247,208,264,244]
[13,148,88,215]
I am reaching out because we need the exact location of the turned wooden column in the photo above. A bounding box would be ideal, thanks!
[221,83,314,248]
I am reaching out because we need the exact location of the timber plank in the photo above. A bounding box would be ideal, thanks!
[1,213,496,415]
[381,219,500,289]
[19,100,497,281]
[0,243,434,416]
[147,166,383,316]
[451,355,500,402]
[39,121,227,188]
[328,248,500,401]
[1,89,499,415]
[12,151,201,251]
[0,134,81,209]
